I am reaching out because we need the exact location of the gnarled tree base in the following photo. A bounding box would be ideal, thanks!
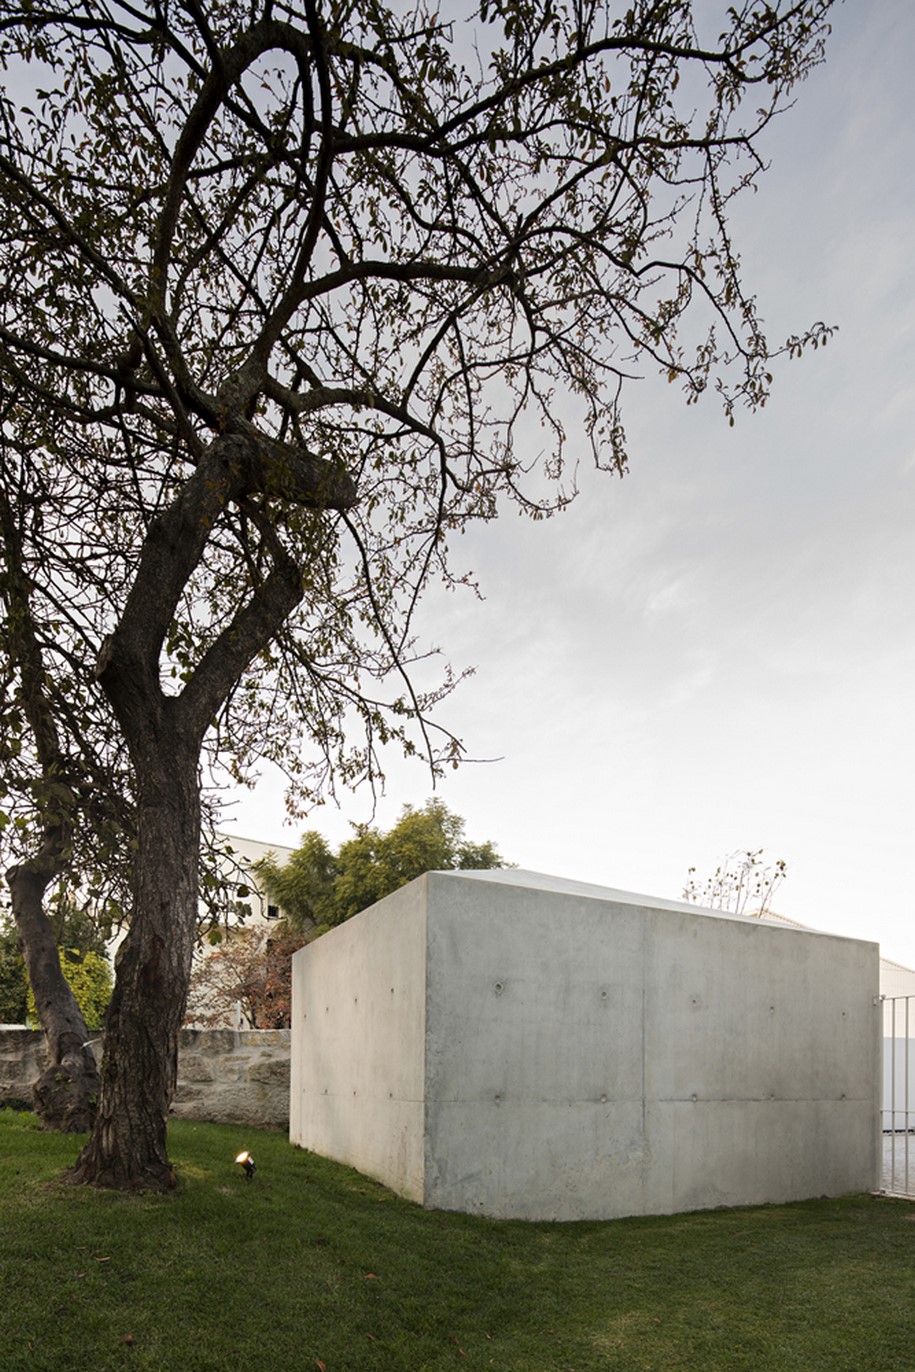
[67,1126,178,1192]
[33,1048,100,1134]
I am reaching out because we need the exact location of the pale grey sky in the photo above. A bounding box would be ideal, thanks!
[228,1,915,966]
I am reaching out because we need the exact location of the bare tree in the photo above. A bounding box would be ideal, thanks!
[682,850,788,917]
[0,0,834,1186]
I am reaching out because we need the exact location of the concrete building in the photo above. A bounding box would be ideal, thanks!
[755,912,915,1143]
[290,867,880,1221]
[759,910,915,1001]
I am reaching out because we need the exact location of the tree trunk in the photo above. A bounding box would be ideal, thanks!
[7,841,100,1133]
[68,741,200,1190]
[0,484,101,1131]
[65,436,320,1188]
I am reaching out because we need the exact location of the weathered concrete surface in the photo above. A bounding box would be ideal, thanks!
[0,1027,289,1129]
[290,877,426,1200]
[290,868,880,1221]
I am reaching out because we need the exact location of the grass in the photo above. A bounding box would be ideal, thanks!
[1,1110,914,1372]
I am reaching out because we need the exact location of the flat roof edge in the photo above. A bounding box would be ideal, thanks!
[429,868,878,948]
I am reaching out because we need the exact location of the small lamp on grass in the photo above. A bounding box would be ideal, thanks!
[235,1150,256,1182]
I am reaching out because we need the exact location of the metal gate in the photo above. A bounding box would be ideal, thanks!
[882,995,915,1197]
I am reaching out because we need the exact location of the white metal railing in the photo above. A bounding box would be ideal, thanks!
[882,995,915,1197]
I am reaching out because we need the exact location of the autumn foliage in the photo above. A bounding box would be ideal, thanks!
[186,929,306,1030]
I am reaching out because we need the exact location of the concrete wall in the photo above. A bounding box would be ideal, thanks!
[290,868,881,1221]
[0,1028,289,1129]
[290,877,427,1201]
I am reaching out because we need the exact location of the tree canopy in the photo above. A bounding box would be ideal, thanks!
[0,0,835,1186]
[255,797,506,929]
[0,0,836,804]
[187,798,504,1027]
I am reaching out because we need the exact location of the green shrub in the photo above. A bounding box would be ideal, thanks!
[26,948,112,1029]
[0,924,27,1024]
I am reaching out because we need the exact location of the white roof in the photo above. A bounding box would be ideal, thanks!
[880,958,915,998]
[439,867,860,939]
[218,832,297,866]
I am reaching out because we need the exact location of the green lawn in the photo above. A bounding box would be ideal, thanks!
[1,1108,913,1371]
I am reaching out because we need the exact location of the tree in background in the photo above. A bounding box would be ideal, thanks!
[27,950,112,1034]
[682,850,787,917]
[0,917,27,1025]
[255,799,505,932]
[0,0,834,1186]
[188,801,505,1025]
[185,927,301,1031]
[251,831,341,935]
[19,892,114,1033]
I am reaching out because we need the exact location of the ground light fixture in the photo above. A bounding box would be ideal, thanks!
[235,1150,256,1181]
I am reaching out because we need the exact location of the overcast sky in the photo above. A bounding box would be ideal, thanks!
[228,1,915,967]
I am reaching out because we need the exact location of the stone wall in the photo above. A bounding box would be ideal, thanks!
[0,1027,290,1129]
[172,1028,290,1128]
[0,1028,48,1111]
